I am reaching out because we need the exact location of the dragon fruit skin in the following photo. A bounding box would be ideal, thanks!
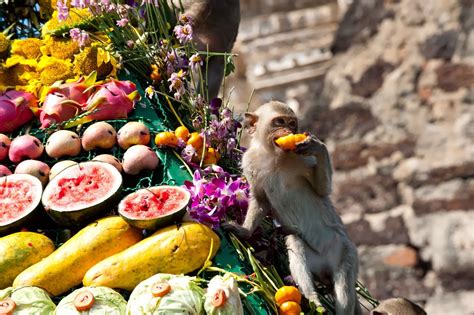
[39,92,82,129]
[37,78,93,129]
[0,90,38,133]
[69,82,139,126]
[106,79,137,96]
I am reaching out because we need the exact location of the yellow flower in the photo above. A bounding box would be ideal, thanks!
[4,55,38,68]
[0,33,10,59]
[11,38,43,59]
[73,45,118,79]
[38,56,74,85]
[41,35,80,60]
[4,55,38,85]
[41,8,91,37]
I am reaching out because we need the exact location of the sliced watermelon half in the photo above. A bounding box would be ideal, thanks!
[0,174,43,234]
[118,186,190,230]
[42,161,122,227]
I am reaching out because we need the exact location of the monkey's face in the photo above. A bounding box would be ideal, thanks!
[264,115,298,150]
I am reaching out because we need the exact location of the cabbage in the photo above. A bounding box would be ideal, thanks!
[0,286,56,314]
[55,286,126,315]
[204,275,243,315]
[126,274,205,315]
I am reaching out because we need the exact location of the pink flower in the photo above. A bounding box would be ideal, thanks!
[69,28,89,48]
[174,24,193,44]
[168,70,186,100]
[126,40,135,48]
[57,0,69,22]
[189,53,203,70]
[179,14,193,25]
[71,0,90,8]
[116,18,129,27]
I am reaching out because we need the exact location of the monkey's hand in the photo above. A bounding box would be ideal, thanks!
[221,222,252,239]
[295,134,327,156]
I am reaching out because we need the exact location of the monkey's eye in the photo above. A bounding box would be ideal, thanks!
[289,120,297,128]
[274,118,285,126]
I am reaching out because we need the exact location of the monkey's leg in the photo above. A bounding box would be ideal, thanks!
[204,56,225,100]
[285,234,323,307]
[333,244,362,315]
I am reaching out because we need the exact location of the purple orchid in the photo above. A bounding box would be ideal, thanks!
[183,168,249,228]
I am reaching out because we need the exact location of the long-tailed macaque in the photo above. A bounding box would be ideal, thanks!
[224,101,362,315]
[183,0,240,99]
[371,298,427,315]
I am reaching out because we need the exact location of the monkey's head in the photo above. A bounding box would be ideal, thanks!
[244,101,298,152]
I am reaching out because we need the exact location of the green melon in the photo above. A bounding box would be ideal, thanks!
[0,174,43,234]
[42,161,122,227]
[118,186,190,230]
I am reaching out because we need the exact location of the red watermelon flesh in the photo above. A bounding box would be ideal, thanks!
[45,163,116,211]
[0,174,42,232]
[118,186,190,230]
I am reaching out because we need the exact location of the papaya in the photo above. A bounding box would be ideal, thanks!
[0,232,55,289]
[83,222,220,291]
[13,216,142,296]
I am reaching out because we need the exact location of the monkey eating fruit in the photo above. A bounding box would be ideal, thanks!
[274,133,308,151]
[223,101,362,315]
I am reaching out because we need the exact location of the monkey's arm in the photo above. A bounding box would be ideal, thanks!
[222,190,272,239]
[295,135,333,197]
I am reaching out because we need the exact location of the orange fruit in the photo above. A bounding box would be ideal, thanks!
[203,147,220,165]
[155,131,178,148]
[275,286,302,305]
[274,134,307,151]
[187,132,203,150]
[279,301,302,315]
[175,126,190,141]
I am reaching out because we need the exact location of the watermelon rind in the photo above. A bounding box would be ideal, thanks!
[0,174,43,235]
[118,186,190,231]
[41,161,123,227]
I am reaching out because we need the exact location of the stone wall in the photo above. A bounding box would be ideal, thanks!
[230,0,474,313]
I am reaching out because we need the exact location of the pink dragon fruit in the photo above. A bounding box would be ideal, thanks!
[36,75,95,129]
[106,79,137,95]
[0,90,38,133]
[65,80,140,128]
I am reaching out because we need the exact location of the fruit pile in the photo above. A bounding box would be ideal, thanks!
[155,125,220,166]
[0,75,139,133]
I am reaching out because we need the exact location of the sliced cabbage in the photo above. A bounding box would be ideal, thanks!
[55,286,126,315]
[204,274,243,315]
[126,274,205,315]
[0,286,56,315]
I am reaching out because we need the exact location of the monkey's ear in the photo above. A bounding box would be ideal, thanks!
[244,112,258,134]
